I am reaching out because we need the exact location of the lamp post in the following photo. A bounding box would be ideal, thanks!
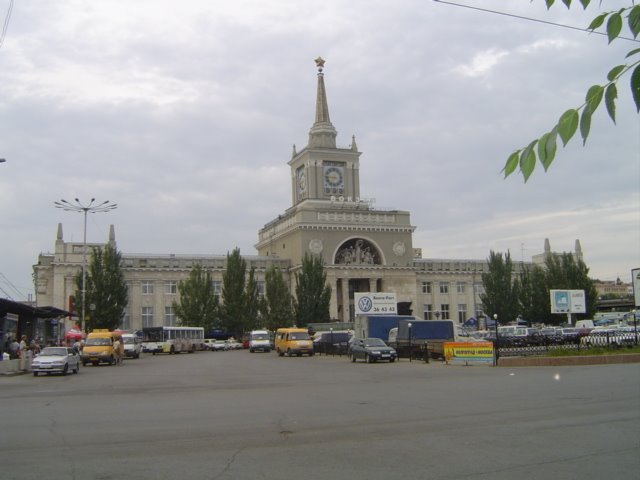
[54,198,117,332]
[330,327,334,356]
[493,313,499,366]
[408,322,412,362]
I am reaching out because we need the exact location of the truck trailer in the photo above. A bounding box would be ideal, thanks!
[388,319,457,359]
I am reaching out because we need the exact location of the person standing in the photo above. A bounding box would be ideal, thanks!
[117,336,125,365]
[113,337,122,366]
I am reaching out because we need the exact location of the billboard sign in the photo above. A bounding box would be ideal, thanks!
[550,289,586,314]
[354,292,397,315]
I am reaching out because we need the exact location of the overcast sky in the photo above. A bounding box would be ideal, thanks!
[1,0,638,301]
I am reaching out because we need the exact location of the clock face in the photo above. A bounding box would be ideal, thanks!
[297,168,306,196]
[323,165,344,194]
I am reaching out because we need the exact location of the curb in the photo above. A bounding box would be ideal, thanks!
[497,353,640,367]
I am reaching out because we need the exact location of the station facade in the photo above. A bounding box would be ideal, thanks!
[34,59,573,333]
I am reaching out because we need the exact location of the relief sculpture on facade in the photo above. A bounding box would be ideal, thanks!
[334,239,379,265]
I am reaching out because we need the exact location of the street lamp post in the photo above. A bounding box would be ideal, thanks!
[493,313,499,366]
[54,198,117,332]
[330,328,334,356]
[408,322,412,362]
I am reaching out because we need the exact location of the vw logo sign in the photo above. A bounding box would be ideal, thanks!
[358,296,373,313]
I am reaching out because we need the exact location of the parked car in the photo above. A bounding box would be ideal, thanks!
[350,338,397,363]
[32,347,81,376]
[203,339,217,351]
[211,340,229,351]
[122,333,142,358]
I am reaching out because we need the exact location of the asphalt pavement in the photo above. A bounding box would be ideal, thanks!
[1,349,638,479]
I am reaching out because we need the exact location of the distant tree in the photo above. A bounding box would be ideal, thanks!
[544,253,598,320]
[503,1,640,181]
[76,243,128,332]
[294,253,331,326]
[220,248,260,338]
[480,251,520,325]
[172,264,219,332]
[243,267,260,333]
[262,265,295,331]
[515,263,551,325]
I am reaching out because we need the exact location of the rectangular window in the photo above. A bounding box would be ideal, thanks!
[457,304,467,323]
[165,281,177,295]
[211,280,222,298]
[141,307,154,328]
[141,281,154,295]
[423,304,433,320]
[439,282,449,294]
[256,281,265,298]
[474,283,484,295]
[456,282,465,294]
[440,304,450,320]
[475,308,484,320]
[164,307,176,326]
[421,282,432,294]
[120,308,131,331]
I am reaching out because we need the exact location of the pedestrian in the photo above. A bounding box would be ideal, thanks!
[113,337,122,365]
[8,338,20,359]
[19,335,28,353]
[117,336,125,365]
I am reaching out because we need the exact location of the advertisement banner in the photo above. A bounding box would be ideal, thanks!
[354,292,397,315]
[444,342,494,365]
[550,289,585,314]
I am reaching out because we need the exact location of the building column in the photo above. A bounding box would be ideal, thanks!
[330,280,339,320]
[341,278,350,322]
[368,278,378,293]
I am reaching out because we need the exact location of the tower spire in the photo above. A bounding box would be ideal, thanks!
[308,57,337,148]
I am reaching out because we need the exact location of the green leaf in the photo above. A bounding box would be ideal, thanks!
[503,151,520,178]
[520,141,538,183]
[606,12,623,43]
[540,128,557,171]
[537,132,550,167]
[560,0,571,9]
[588,13,607,31]
[605,83,618,124]
[607,65,626,82]
[545,0,555,8]
[585,84,603,114]
[631,64,640,113]
[629,5,640,39]
[557,109,579,146]
[627,48,640,58]
[578,0,590,8]
[579,106,592,145]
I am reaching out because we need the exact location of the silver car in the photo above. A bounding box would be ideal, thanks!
[32,347,81,376]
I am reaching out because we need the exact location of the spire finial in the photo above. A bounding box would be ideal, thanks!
[315,56,325,73]
[308,57,337,148]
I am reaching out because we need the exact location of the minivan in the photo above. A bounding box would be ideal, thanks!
[275,328,314,357]
[249,330,272,353]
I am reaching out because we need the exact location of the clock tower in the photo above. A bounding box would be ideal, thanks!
[289,57,362,204]
[256,58,417,322]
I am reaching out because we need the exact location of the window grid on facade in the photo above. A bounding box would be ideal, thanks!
[439,282,449,294]
[440,304,450,319]
[423,304,433,320]
[457,304,467,323]
[422,282,432,294]
[212,280,222,298]
[256,281,265,298]
[120,308,131,331]
[164,306,176,326]
[165,281,177,295]
[141,307,154,327]
[456,282,465,294]
[141,281,154,295]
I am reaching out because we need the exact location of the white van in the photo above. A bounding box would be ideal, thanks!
[122,333,142,359]
[249,330,272,353]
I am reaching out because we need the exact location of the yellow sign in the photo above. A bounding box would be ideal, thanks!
[444,342,494,365]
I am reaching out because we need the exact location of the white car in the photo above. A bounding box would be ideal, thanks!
[122,333,142,358]
[32,347,81,376]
